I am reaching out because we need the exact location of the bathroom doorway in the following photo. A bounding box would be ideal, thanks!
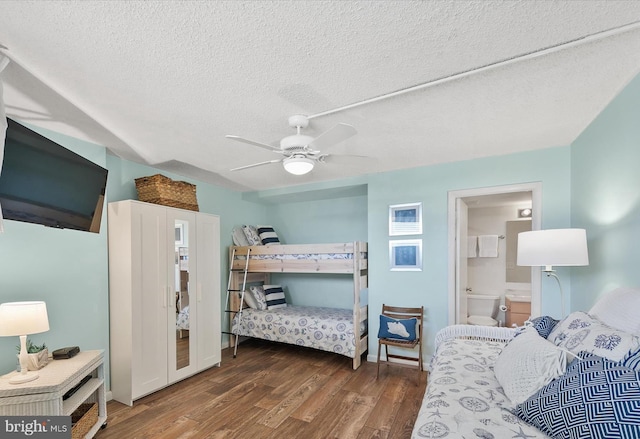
[447,183,542,326]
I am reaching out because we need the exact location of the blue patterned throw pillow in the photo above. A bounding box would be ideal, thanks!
[547,311,640,362]
[515,351,640,438]
[378,314,417,341]
[263,285,287,310]
[530,315,560,339]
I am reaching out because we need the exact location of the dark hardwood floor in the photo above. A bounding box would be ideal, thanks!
[96,339,427,439]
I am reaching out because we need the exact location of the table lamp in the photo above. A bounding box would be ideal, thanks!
[517,228,589,317]
[0,301,50,384]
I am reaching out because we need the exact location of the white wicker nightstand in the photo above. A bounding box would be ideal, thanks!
[0,350,107,438]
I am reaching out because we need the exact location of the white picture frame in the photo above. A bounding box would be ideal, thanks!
[389,202,422,236]
[389,239,422,271]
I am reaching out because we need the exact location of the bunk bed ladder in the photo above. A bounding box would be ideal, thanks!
[223,247,251,358]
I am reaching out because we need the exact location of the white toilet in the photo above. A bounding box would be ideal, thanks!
[467,294,500,326]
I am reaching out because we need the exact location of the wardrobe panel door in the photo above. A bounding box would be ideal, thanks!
[132,203,169,399]
[196,213,221,370]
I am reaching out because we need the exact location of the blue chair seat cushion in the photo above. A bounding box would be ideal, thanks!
[378,314,417,341]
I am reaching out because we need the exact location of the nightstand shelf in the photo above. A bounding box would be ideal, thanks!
[0,350,106,438]
[63,377,103,416]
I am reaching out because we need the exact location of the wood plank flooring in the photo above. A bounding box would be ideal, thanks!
[96,339,427,439]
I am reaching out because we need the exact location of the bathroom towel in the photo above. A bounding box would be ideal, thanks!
[467,236,478,258]
[479,235,499,257]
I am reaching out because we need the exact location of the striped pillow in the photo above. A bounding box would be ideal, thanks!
[622,348,640,371]
[257,225,280,245]
[263,285,287,310]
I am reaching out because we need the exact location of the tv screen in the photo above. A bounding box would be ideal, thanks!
[0,118,108,233]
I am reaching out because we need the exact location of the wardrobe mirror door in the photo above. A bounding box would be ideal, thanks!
[175,220,190,370]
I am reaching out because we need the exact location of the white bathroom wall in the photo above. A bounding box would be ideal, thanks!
[468,204,532,325]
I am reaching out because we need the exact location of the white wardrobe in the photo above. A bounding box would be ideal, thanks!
[108,200,221,406]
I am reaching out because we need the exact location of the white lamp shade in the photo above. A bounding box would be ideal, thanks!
[283,156,314,175]
[0,301,50,336]
[517,228,589,267]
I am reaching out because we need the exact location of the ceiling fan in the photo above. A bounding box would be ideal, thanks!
[225,114,358,175]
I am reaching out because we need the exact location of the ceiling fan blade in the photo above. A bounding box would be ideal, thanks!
[225,135,281,152]
[307,123,357,151]
[320,153,376,165]
[230,159,282,171]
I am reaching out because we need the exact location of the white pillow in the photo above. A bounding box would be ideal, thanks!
[242,225,262,246]
[547,311,640,362]
[589,287,640,334]
[248,285,267,310]
[494,327,567,405]
[242,290,258,309]
[232,227,250,246]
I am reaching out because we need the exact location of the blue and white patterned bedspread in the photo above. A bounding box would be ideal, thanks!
[412,337,549,438]
[231,305,364,358]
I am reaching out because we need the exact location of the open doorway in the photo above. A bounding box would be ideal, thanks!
[447,183,542,326]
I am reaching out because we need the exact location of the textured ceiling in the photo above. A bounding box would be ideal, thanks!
[1,1,640,192]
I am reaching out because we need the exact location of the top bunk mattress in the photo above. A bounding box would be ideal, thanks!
[230,242,368,274]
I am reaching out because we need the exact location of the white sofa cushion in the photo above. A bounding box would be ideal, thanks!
[589,287,640,334]
[494,327,567,405]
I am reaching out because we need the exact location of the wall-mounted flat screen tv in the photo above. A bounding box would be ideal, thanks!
[0,118,108,233]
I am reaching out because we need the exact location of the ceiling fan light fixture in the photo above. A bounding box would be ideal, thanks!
[283,156,314,175]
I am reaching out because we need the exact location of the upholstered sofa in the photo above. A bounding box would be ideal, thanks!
[411,287,640,439]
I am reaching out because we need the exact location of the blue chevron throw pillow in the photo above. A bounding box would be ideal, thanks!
[529,315,560,339]
[515,351,640,438]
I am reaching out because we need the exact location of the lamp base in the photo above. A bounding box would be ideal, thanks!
[9,371,39,384]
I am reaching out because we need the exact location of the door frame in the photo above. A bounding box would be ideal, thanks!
[447,182,543,325]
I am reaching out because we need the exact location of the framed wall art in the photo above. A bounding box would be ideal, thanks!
[389,202,422,236]
[389,239,422,271]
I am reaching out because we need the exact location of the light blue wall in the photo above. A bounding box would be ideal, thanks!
[571,74,640,310]
[265,193,368,308]
[0,127,110,376]
[365,148,572,357]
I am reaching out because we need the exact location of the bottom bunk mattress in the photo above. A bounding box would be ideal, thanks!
[231,305,366,358]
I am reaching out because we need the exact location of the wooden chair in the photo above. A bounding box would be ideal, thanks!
[376,304,424,381]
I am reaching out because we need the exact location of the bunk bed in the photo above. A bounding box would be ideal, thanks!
[227,241,368,369]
